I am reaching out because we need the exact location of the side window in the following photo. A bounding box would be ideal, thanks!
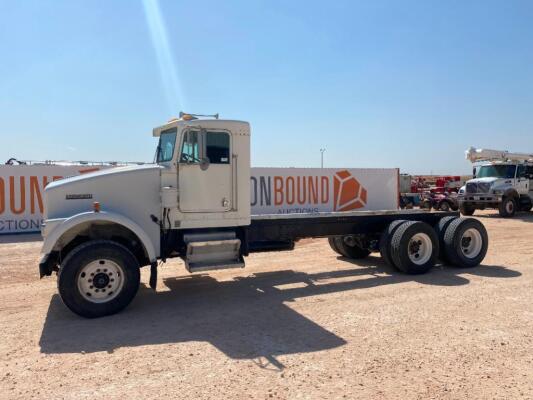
[157,128,177,163]
[180,131,200,163]
[206,132,230,164]
[526,165,533,178]
[517,165,526,178]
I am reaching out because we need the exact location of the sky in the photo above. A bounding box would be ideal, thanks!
[1,0,533,174]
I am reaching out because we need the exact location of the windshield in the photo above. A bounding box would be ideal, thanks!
[156,128,177,163]
[477,164,516,179]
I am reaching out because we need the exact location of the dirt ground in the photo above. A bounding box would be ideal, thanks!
[0,210,532,399]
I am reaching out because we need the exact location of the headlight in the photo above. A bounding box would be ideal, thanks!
[492,189,503,195]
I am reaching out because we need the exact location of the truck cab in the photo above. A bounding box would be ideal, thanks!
[153,116,250,229]
[459,148,533,217]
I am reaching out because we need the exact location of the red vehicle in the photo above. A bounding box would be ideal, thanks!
[420,192,459,212]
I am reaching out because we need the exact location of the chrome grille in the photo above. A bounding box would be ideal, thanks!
[466,182,491,194]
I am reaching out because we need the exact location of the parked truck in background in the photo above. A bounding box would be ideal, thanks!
[458,147,533,217]
[38,114,489,318]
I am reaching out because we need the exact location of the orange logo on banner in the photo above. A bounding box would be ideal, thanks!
[333,170,368,211]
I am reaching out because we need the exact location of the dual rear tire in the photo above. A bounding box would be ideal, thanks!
[379,217,488,274]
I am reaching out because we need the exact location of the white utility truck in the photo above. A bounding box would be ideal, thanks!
[459,147,533,217]
[39,114,489,318]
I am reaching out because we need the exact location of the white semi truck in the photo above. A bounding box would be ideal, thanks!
[458,147,533,217]
[39,114,489,318]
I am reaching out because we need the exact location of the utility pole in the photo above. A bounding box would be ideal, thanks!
[320,148,326,169]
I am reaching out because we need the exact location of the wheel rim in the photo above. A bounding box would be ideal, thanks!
[407,233,433,265]
[77,259,125,303]
[506,200,514,214]
[460,228,483,259]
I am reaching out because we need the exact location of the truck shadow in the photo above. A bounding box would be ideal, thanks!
[39,258,521,368]
[473,212,533,223]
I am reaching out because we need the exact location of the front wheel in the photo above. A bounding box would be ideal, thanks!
[460,204,475,216]
[420,200,432,210]
[498,197,516,218]
[58,240,141,318]
[439,201,450,212]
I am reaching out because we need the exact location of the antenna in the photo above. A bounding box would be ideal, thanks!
[179,111,219,120]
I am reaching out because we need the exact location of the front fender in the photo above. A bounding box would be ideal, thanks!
[41,211,158,263]
[503,188,519,199]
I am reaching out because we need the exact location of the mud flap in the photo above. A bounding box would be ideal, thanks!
[149,261,158,290]
[39,252,58,278]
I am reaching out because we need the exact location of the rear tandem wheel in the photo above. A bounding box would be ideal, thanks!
[328,236,371,259]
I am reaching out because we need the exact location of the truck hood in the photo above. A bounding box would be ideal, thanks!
[462,176,512,194]
[467,177,500,185]
[46,164,162,190]
[44,164,163,220]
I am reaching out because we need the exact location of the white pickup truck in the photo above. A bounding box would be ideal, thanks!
[39,114,489,318]
[458,147,533,217]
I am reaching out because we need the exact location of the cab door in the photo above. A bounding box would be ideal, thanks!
[516,165,529,196]
[526,165,533,199]
[178,129,233,212]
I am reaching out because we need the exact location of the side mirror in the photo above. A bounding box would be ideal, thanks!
[472,167,477,179]
[200,157,210,171]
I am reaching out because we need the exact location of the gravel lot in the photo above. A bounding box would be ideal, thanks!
[0,210,532,399]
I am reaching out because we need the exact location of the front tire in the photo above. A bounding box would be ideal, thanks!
[460,204,476,216]
[498,197,516,218]
[58,240,141,318]
[439,201,451,212]
[420,200,432,210]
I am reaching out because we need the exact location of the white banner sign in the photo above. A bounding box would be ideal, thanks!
[251,168,399,214]
[0,165,106,234]
[0,165,398,234]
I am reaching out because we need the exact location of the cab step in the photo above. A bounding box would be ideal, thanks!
[183,232,244,273]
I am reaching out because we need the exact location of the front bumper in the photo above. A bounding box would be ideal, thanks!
[458,194,502,205]
[39,218,65,278]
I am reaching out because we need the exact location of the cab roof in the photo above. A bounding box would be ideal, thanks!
[152,119,250,137]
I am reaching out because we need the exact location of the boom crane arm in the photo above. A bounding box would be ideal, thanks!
[465,147,533,163]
